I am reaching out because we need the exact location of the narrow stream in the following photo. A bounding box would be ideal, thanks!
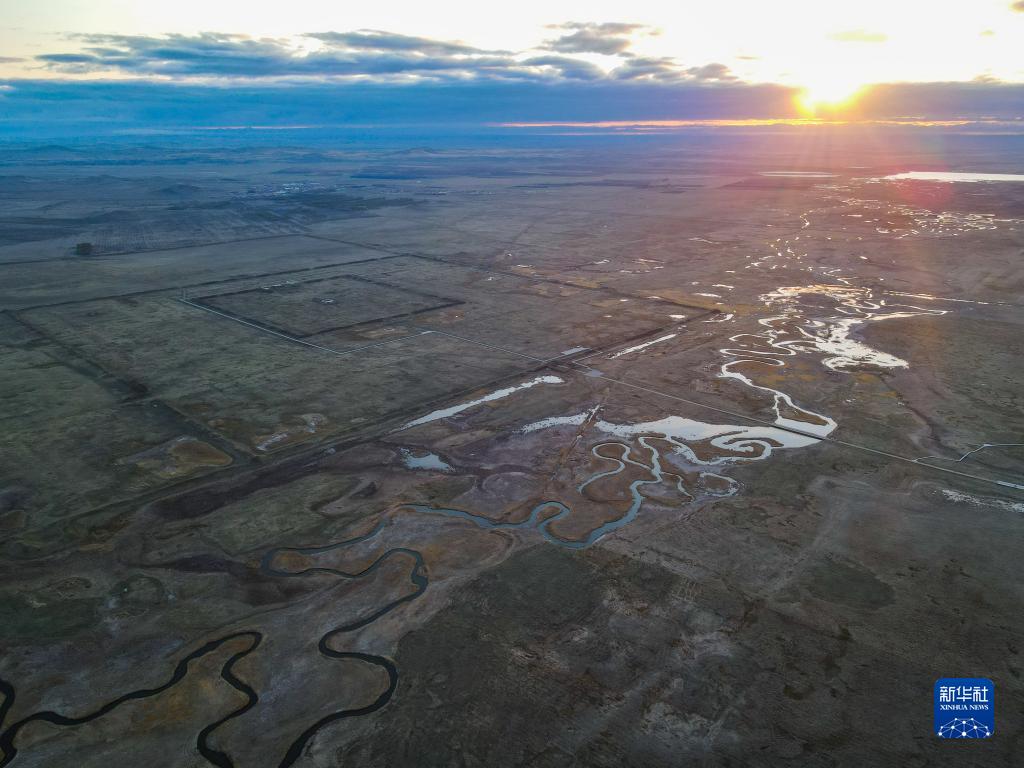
[0,524,427,768]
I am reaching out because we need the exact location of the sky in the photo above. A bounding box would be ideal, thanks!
[2,0,1024,134]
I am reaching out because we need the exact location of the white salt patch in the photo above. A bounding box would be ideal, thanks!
[761,285,945,370]
[609,333,677,359]
[399,376,564,430]
[521,410,830,467]
[595,416,826,465]
[520,406,599,434]
[813,316,913,370]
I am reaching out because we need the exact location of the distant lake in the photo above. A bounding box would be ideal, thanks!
[759,171,838,177]
[884,171,1024,182]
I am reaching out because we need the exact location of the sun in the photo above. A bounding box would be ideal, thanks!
[796,77,865,116]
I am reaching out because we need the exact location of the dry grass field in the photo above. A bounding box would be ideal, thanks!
[1,139,1022,767]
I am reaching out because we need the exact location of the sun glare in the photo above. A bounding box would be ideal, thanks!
[796,77,865,116]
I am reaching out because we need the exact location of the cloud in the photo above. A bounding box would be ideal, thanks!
[855,81,1024,119]
[685,63,737,81]
[0,79,805,135]
[36,32,533,81]
[2,79,1023,140]
[1012,1,1024,12]
[0,57,24,64]
[541,22,648,55]
[34,29,740,86]
[828,29,888,43]
[611,56,685,81]
[519,55,605,80]
[307,30,509,56]
[610,58,736,83]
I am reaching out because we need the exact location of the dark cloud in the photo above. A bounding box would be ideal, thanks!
[542,22,648,55]
[611,56,684,81]
[0,57,24,63]
[39,34,306,77]
[0,79,804,135]
[37,33,530,80]
[308,30,509,56]
[828,29,888,43]
[610,58,736,83]
[853,81,1024,120]
[685,63,737,81]
[2,79,1022,140]
[33,29,734,85]
[519,55,605,80]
